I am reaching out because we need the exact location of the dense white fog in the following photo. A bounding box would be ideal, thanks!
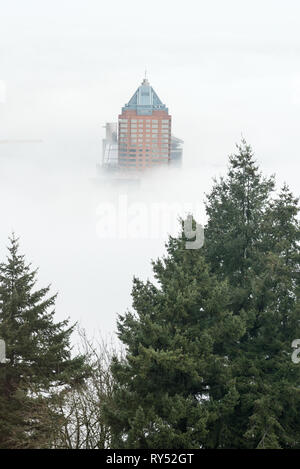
[0,142,217,338]
[0,0,299,340]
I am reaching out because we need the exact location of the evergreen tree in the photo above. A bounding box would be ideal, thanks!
[205,140,275,294]
[241,185,300,448]
[105,234,245,449]
[106,140,300,449]
[0,235,88,448]
[204,142,300,448]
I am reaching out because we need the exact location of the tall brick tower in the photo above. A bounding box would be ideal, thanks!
[118,77,171,171]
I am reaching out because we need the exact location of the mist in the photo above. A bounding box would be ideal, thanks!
[0,140,218,339]
[0,0,299,340]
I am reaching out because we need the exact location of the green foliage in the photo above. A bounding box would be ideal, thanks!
[105,235,245,448]
[0,235,88,448]
[106,140,300,449]
[204,142,300,448]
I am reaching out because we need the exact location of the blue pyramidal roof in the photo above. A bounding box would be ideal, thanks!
[122,78,168,115]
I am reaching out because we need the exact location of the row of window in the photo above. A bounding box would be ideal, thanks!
[119,141,169,145]
[119,119,170,124]
[119,153,169,157]
[120,130,170,133]
[119,147,170,152]
[123,125,170,130]
[119,152,169,156]
[130,129,169,134]
[120,132,170,137]
[120,135,169,139]
[119,126,169,131]
[120,121,170,125]
[127,149,168,153]
[120,137,170,141]
[120,141,170,145]
[119,161,169,166]
[131,138,169,146]
[120,155,169,158]
[119,150,169,154]
[119,138,169,143]
[120,128,170,133]
[119,143,169,147]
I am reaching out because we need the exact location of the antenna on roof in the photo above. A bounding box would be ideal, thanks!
[142,68,149,85]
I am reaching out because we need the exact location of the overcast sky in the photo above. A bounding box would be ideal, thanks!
[0,0,299,341]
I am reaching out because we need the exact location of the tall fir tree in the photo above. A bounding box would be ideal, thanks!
[205,140,274,284]
[106,140,300,449]
[0,235,88,448]
[105,234,245,449]
[204,142,300,448]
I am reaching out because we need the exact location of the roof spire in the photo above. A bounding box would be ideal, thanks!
[142,68,149,86]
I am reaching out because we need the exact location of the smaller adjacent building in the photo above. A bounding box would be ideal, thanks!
[102,123,118,170]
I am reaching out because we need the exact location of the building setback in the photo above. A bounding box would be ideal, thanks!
[118,78,171,171]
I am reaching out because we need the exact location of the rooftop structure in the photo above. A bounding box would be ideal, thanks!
[122,77,169,115]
